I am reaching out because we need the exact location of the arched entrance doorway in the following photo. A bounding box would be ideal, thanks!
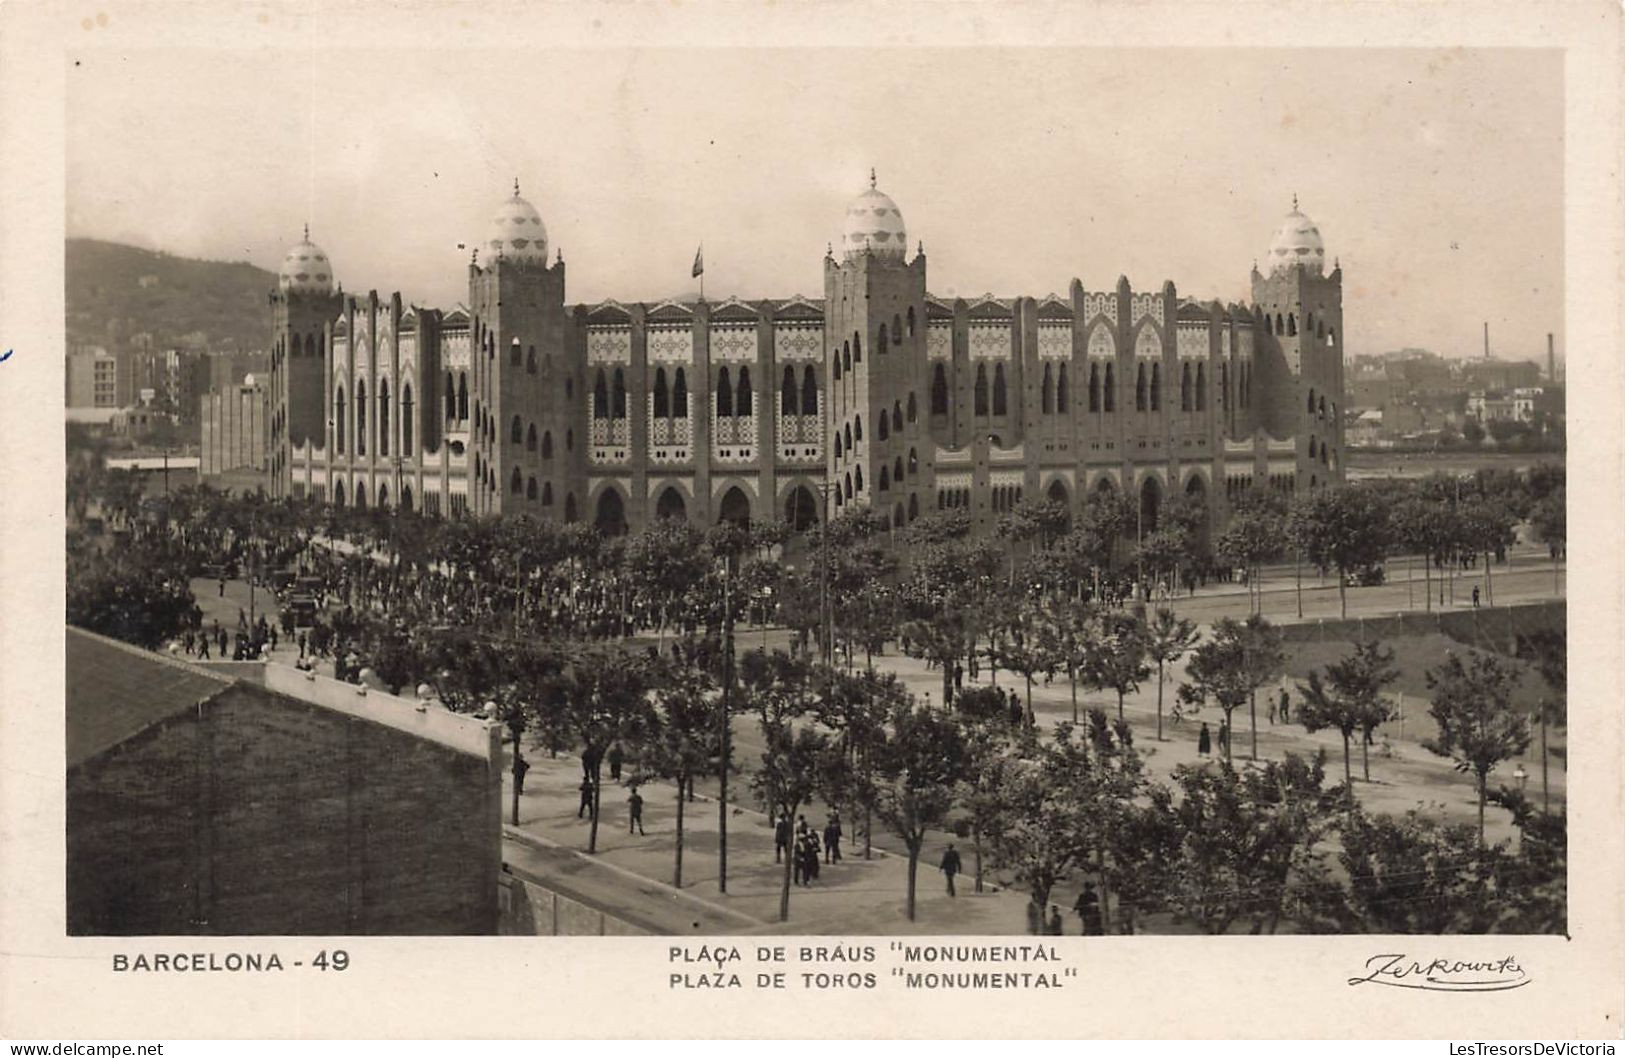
[1138,476,1161,534]
[400,484,413,513]
[655,486,687,522]
[564,493,578,522]
[378,483,390,510]
[333,479,346,508]
[784,485,818,532]
[1046,478,1073,531]
[717,486,752,528]
[594,489,628,536]
[355,482,368,510]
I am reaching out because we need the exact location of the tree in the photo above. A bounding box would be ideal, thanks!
[1515,628,1566,814]
[1237,613,1286,762]
[644,642,719,887]
[1177,618,1253,763]
[741,649,841,922]
[554,642,660,854]
[1040,594,1097,723]
[980,727,1096,915]
[1090,612,1150,722]
[67,543,198,650]
[991,597,1058,723]
[1423,651,1532,845]
[1216,506,1284,615]
[867,700,968,920]
[1459,500,1516,606]
[1295,640,1399,812]
[1143,608,1199,741]
[816,668,903,861]
[1287,484,1394,617]
[1528,487,1565,593]
[1160,753,1342,934]
[1339,809,1510,933]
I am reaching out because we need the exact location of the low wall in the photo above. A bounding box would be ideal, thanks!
[1277,600,1565,653]
[497,868,648,936]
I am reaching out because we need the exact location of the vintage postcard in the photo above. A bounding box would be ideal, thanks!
[1,0,1620,1041]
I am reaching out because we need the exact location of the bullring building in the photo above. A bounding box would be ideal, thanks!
[268,177,1346,541]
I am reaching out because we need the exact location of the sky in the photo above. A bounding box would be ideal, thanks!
[65,46,1564,362]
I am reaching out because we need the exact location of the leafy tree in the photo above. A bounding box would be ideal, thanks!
[1177,618,1253,763]
[1237,613,1286,762]
[1216,507,1284,614]
[67,544,199,650]
[1090,612,1151,722]
[1040,594,1097,723]
[991,597,1058,723]
[553,642,660,854]
[1459,500,1516,605]
[1515,628,1566,814]
[1143,608,1199,741]
[1528,487,1565,593]
[867,700,968,920]
[1424,650,1532,844]
[1287,484,1394,617]
[1160,754,1342,934]
[816,668,904,860]
[1339,809,1511,933]
[980,728,1094,915]
[643,643,719,888]
[1295,640,1399,811]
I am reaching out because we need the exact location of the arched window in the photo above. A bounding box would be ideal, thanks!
[1057,363,1069,413]
[854,334,862,363]
[974,364,989,416]
[844,472,853,500]
[908,494,918,521]
[402,384,414,453]
[458,372,468,420]
[854,414,863,442]
[509,338,521,366]
[527,476,537,500]
[445,372,455,421]
[717,367,733,417]
[892,313,902,343]
[1195,364,1206,411]
[542,482,553,506]
[801,366,817,415]
[1135,363,1147,411]
[1150,362,1161,412]
[355,379,367,455]
[1319,395,1327,419]
[907,307,916,336]
[892,401,902,433]
[781,366,797,415]
[834,432,843,459]
[833,352,843,381]
[878,323,888,352]
[379,380,390,456]
[1104,363,1116,412]
[593,370,609,419]
[612,368,627,419]
[653,367,670,419]
[855,465,863,493]
[334,386,346,455]
[908,447,918,475]
[895,455,905,481]
[510,466,522,494]
[1041,363,1054,414]
[1089,363,1100,412]
[1328,328,1337,347]
[879,466,890,491]
[844,422,853,450]
[993,363,1008,416]
[1307,389,1316,416]
[1287,313,1297,337]
[527,346,537,374]
[931,364,949,415]
[542,431,553,459]
[907,391,918,422]
[486,334,494,362]
[736,366,751,417]
[510,415,522,444]
[526,423,537,451]
[877,413,888,441]
[1181,363,1192,411]
[673,368,688,416]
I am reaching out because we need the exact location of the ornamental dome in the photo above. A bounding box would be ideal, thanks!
[278,227,335,295]
[841,170,907,261]
[1265,198,1325,276]
[485,181,549,264]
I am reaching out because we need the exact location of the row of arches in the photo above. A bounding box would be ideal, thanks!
[925,359,1236,418]
[331,380,415,458]
[327,478,415,514]
[507,418,557,458]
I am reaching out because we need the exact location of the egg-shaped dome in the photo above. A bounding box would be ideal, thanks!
[842,171,907,261]
[485,181,549,265]
[1266,198,1325,276]
[278,228,335,295]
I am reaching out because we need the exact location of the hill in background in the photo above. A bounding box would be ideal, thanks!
[67,238,277,353]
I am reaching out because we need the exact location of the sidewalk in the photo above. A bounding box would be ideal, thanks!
[502,751,1034,935]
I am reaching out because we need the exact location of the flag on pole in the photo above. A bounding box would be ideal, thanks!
[692,245,704,278]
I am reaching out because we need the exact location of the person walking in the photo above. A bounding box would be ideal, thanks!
[628,787,645,836]
[1026,897,1044,935]
[1218,720,1230,757]
[1267,697,1277,725]
[577,776,595,819]
[802,829,821,884]
[1197,722,1212,757]
[1047,905,1064,936]
[939,843,963,897]
[1074,882,1103,936]
[1279,688,1290,724]
[823,814,843,864]
[608,743,624,781]
[774,813,792,863]
[1472,585,1481,608]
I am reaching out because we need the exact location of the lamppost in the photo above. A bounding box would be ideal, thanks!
[815,480,838,665]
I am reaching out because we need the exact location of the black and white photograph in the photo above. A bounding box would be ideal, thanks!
[4,0,1622,1043]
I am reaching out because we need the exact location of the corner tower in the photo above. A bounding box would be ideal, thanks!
[823,171,930,524]
[270,228,342,498]
[1250,198,1345,486]
[467,182,573,518]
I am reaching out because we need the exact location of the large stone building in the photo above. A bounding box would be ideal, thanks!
[272,178,1345,540]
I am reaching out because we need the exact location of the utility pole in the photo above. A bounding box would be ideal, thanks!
[718,553,734,894]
